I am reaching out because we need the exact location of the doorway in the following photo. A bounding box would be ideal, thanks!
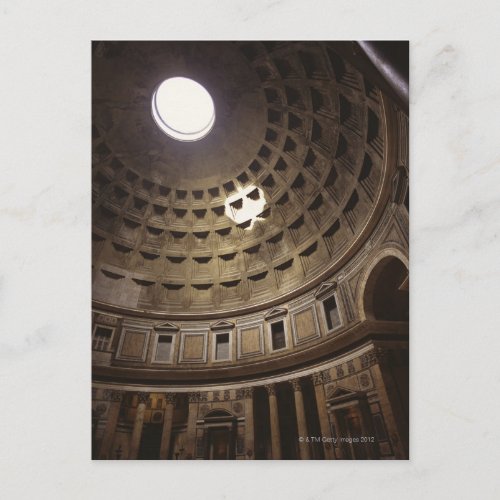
[138,423,162,459]
[207,427,232,459]
[327,387,378,460]
[335,407,367,459]
[203,409,236,460]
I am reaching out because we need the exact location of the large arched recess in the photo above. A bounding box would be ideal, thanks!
[358,248,409,322]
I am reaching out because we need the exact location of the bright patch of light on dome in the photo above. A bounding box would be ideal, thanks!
[224,185,267,230]
[151,77,215,141]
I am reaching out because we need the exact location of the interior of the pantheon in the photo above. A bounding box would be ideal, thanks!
[91,41,409,460]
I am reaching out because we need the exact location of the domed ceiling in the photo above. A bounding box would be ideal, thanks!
[92,41,389,316]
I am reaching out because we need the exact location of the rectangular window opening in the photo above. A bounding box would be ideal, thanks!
[271,321,286,350]
[156,335,173,362]
[323,295,341,331]
[93,326,112,351]
[215,333,230,360]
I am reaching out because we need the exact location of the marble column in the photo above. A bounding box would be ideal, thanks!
[265,384,281,459]
[243,388,254,459]
[290,379,311,460]
[159,393,176,459]
[330,409,345,459]
[185,392,202,460]
[98,389,123,459]
[365,347,407,459]
[311,373,335,459]
[128,392,149,460]
[355,399,378,459]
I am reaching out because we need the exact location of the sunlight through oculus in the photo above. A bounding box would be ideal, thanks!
[224,185,267,230]
[152,77,215,141]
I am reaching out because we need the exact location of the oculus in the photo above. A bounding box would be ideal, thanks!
[151,77,215,141]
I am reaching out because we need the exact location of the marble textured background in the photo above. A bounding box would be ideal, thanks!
[1,0,499,498]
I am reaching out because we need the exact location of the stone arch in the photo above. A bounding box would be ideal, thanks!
[204,408,235,420]
[357,248,408,321]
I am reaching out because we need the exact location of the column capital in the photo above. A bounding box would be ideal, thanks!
[265,384,276,396]
[137,392,150,404]
[289,379,302,392]
[360,347,390,368]
[311,372,324,386]
[103,389,124,402]
[165,392,176,405]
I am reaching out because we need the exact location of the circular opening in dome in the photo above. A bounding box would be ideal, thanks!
[151,77,215,141]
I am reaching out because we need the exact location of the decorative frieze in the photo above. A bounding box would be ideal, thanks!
[188,391,209,403]
[359,372,371,388]
[235,387,255,399]
[322,369,332,383]
[103,389,124,402]
[347,360,355,374]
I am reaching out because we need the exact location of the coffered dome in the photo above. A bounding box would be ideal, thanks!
[92,41,391,316]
